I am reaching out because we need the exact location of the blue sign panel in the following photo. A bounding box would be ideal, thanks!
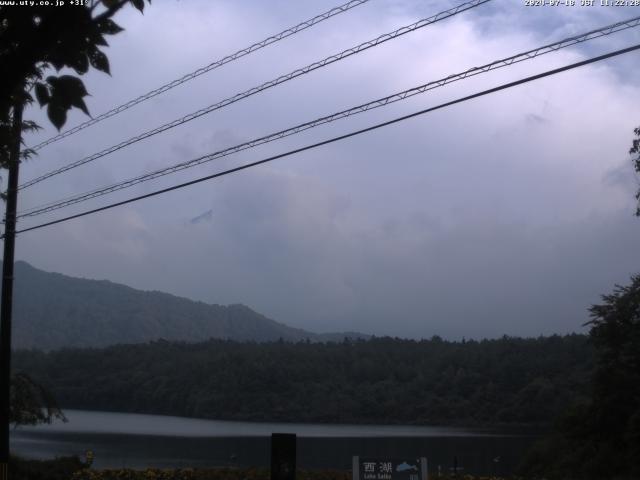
[353,457,428,480]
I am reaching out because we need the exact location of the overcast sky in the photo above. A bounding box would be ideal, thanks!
[10,0,640,339]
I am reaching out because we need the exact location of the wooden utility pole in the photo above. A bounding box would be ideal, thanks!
[0,101,23,480]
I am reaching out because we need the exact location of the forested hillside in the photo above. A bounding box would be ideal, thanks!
[14,335,593,427]
[10,261,363,349]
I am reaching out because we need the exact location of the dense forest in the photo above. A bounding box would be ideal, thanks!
[14,335,592,427]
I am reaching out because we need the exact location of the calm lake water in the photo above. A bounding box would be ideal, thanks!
[11,410,538,476]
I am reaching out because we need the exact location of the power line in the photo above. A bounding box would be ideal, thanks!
[13,43,640,237]
[28,0,372,152]
[17,14,640,219]
[18,0,491,191]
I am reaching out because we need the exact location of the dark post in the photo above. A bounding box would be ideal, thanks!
[0,101,23,480]
[271,433,296,480]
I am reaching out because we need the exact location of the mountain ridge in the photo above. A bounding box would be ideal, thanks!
[9,261,367,350]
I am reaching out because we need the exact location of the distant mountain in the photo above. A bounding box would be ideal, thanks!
[9,261,366,350]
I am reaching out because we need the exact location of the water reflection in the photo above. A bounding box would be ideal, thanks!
[11,410,538,476]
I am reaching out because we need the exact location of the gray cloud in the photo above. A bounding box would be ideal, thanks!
[10,0,640,339]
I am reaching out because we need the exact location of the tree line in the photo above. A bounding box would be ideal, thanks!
[521,275,640,479]
[14,334,592,428]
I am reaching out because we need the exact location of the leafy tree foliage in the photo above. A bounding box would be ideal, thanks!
[631,128,640,216]
[0,0,151,170]
[14,335,593,428]
[10,455,87,480]
[522,276,640,479]
[578,276,640,478]
[9,372,65,427]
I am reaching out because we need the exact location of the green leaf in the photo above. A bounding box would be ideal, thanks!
[34,82,50,106]
[89,49,110,75]
[21,120,42,133]
[51,75,89,98]
[70,52,89,75]
[47,103,67,131]
[70,97,90,117]
[94,33,109,47]
[131,0,145,12]
[98,19,124,35]
[46,75,91,125]
[20,148,37,161]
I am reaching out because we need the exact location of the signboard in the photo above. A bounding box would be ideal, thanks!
[352,457,428,480]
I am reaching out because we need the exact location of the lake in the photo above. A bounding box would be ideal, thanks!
[11,410,538,476]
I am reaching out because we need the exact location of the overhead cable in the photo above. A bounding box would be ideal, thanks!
[18,14,640,219]
[18,0,491,190]
[13,43,640,236]
[28,0,373,152]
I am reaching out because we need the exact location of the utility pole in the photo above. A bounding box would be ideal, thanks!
[0,101,23,480]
